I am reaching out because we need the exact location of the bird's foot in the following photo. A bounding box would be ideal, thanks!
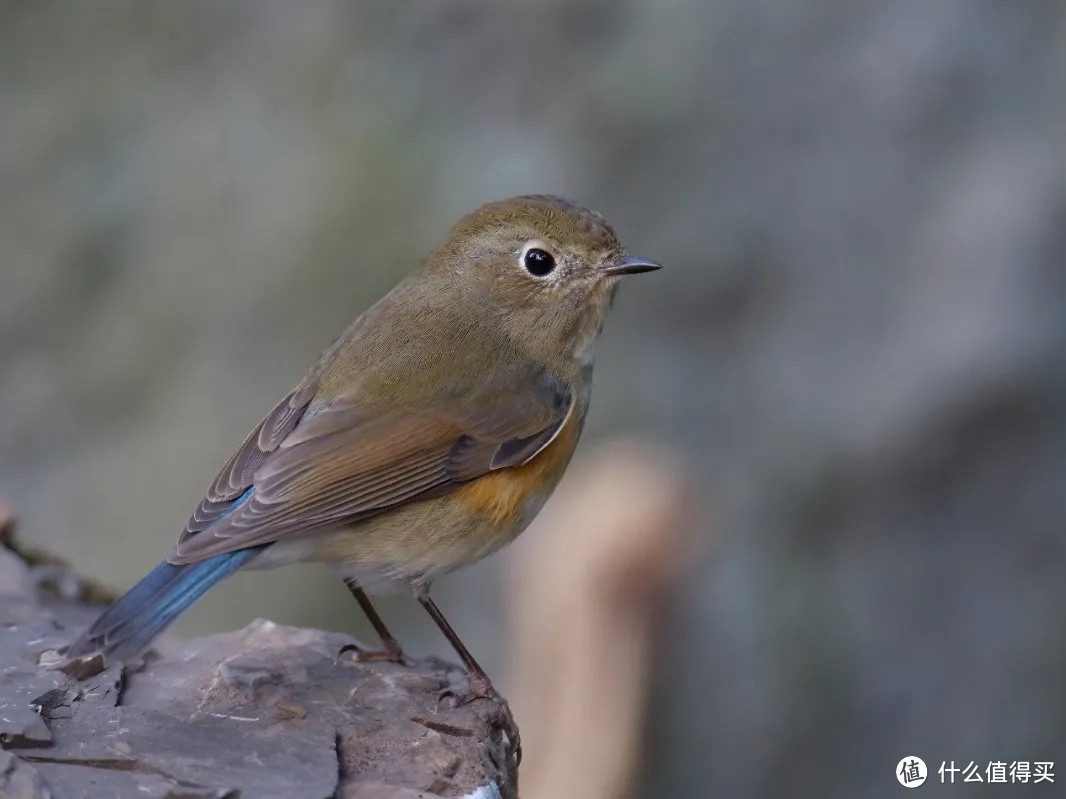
[336,642,414,668]
[439,672,521,765]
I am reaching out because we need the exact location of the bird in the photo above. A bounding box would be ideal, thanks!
[65,194,661,760]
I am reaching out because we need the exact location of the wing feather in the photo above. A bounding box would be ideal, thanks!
[180,381,317,541]
[169,377,571,564]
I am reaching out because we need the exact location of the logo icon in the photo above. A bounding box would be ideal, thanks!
[897,756,928,788]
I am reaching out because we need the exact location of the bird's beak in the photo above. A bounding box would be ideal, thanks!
[605,256,663,276]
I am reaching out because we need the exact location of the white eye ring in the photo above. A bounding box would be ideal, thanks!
[520,241,557,277]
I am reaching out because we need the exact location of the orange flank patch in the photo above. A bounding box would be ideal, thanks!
[454,411,581,527]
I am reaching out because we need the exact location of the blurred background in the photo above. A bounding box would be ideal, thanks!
[2,1,1065,796]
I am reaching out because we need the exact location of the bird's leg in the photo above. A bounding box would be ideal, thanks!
[338,579,413,666]
[412,583,521,763]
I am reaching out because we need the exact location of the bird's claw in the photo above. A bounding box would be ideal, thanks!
[435,686,458,712]
[436,676,521,765]
[336,642,414,667]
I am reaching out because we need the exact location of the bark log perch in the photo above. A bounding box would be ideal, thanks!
[0,537,516,799]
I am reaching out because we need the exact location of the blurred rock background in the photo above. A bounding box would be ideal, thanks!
[2,1,1065,796]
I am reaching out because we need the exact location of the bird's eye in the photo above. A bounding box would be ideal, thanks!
[522,247,556,277]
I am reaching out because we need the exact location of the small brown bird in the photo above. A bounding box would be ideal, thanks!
[67,194,661,760]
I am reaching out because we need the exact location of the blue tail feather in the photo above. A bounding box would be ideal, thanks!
[67,547,264,662]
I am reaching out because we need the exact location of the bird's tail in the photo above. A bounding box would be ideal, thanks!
[66,547,263,662]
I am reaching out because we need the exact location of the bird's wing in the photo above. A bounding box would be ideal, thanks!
[180,379,318,539]
[169,373,570,564]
